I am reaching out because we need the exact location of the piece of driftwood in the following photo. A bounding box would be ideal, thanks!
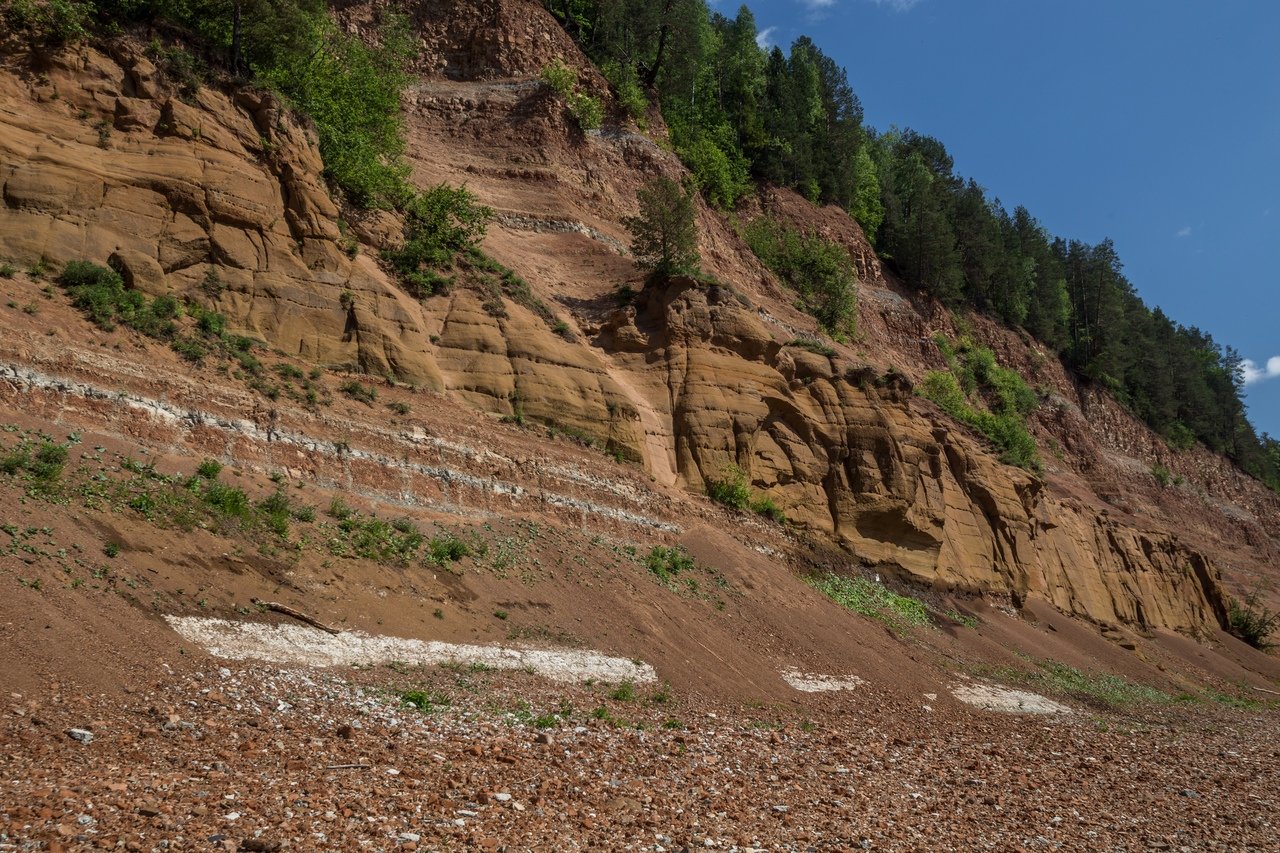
[1251,685,1280,696]
[251,599,341,634]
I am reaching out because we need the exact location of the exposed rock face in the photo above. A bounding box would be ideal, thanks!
[1,3,1274,640]
[599,277,1229,633]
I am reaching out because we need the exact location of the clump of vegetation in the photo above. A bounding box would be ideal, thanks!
[339,380,378,405]
[991,658,1171,709]
[400,689,448,712]
[645,545,694,584]
[786,337,836,358]
[328,513,424,565]
[383,183,492,298]
[59,261,178,338]
[810,572,930,633]
[1228,588,1278,650]
[0,440,69,486]
[919,334,1040,470]
[704,464,786,522]
[1151,464,1173,487]
[426,532,470,566]
[539,59,602,131]
[746,218,858,339]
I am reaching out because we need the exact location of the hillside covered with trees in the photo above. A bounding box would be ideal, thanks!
[541,0,1280,491]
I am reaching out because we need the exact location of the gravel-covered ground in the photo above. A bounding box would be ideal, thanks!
[3,660,1277,852]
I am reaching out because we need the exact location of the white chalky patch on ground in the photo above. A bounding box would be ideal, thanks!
[951,683,1071,714]
[780,668,864,693]
[166,617,656,684]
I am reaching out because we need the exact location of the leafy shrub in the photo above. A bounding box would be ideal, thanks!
[1151,464,1172,487]
[3,0,93,46]
[745,218,857,337]
[672,123,752,209]
[602,61,647,125]
[749,495,785,523]
[786,337,836,358]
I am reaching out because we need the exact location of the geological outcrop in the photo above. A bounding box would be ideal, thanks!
[2,0,1277,639]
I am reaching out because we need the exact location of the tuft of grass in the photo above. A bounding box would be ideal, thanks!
[810,572,930,633]
[609,681,635,702]
[785,337,836,358]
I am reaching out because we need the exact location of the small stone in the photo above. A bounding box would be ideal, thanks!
[138,803,162,817]
[771,805,789,813]
[67,728,94,744]
[494,793,512,802]
[397,832,421,844]
[1180,789,1200,799]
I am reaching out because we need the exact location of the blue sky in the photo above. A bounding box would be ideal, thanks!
[736,0,1280,438]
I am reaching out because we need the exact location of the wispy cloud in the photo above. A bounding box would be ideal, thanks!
[1241,356,1280,386]
[1176,225,1192,238]
[756,26,778,49]
[867,0,924,10]
[799,0,837,9]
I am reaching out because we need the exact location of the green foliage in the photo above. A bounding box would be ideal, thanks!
[1228,588,1278,650]
[384,184,493,298]
[785,337,836,358]
[624,176,700,279]
[257,10,414,207]
[426,532,470,566]
[2,0,93,46]
[609,680,636,702]
[705,464,750,510]
[540,58,601,130]
[992,659,1171,708]
[1151,464,1172,487]
[59,261,176,338]
[920,337,1040,470]
[672,123,752,209]
[400,689,447,712]
[1,440,69,484]
[539,59,576,97]
[645,545,694,584]
[567,90,603,130]
[339,380,378,405]
[745,219,857,337]
[810,572,930,633]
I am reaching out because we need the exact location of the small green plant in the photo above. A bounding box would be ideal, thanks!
[609,681,635,702]
[494,609,509,620]
[400,689,447,712]
[810,572,931,633]
[387,401,411,416]
[103,542,120,558]
[383,183,492,298]
[785,337,836,358]
[328,497,353,520]
[566,90,603,130]
[0,262,16,278]
[1151,464,1173,487]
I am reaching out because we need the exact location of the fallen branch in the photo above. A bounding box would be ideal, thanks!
[325,763,372,770]
[251,599,341,635]
[1251,686,1280,696]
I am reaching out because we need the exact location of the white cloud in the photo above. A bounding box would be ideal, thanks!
[799,0,837,8]
[1241,356,1280,386]
[756,26,779,48]
[867,0,923,10]
[1176,225,1192,238]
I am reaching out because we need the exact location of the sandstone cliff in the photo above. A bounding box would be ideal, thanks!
[2,1,1277,644]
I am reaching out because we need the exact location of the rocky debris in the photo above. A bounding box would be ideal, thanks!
[64,728,93,744]
[1,661,1276,850]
